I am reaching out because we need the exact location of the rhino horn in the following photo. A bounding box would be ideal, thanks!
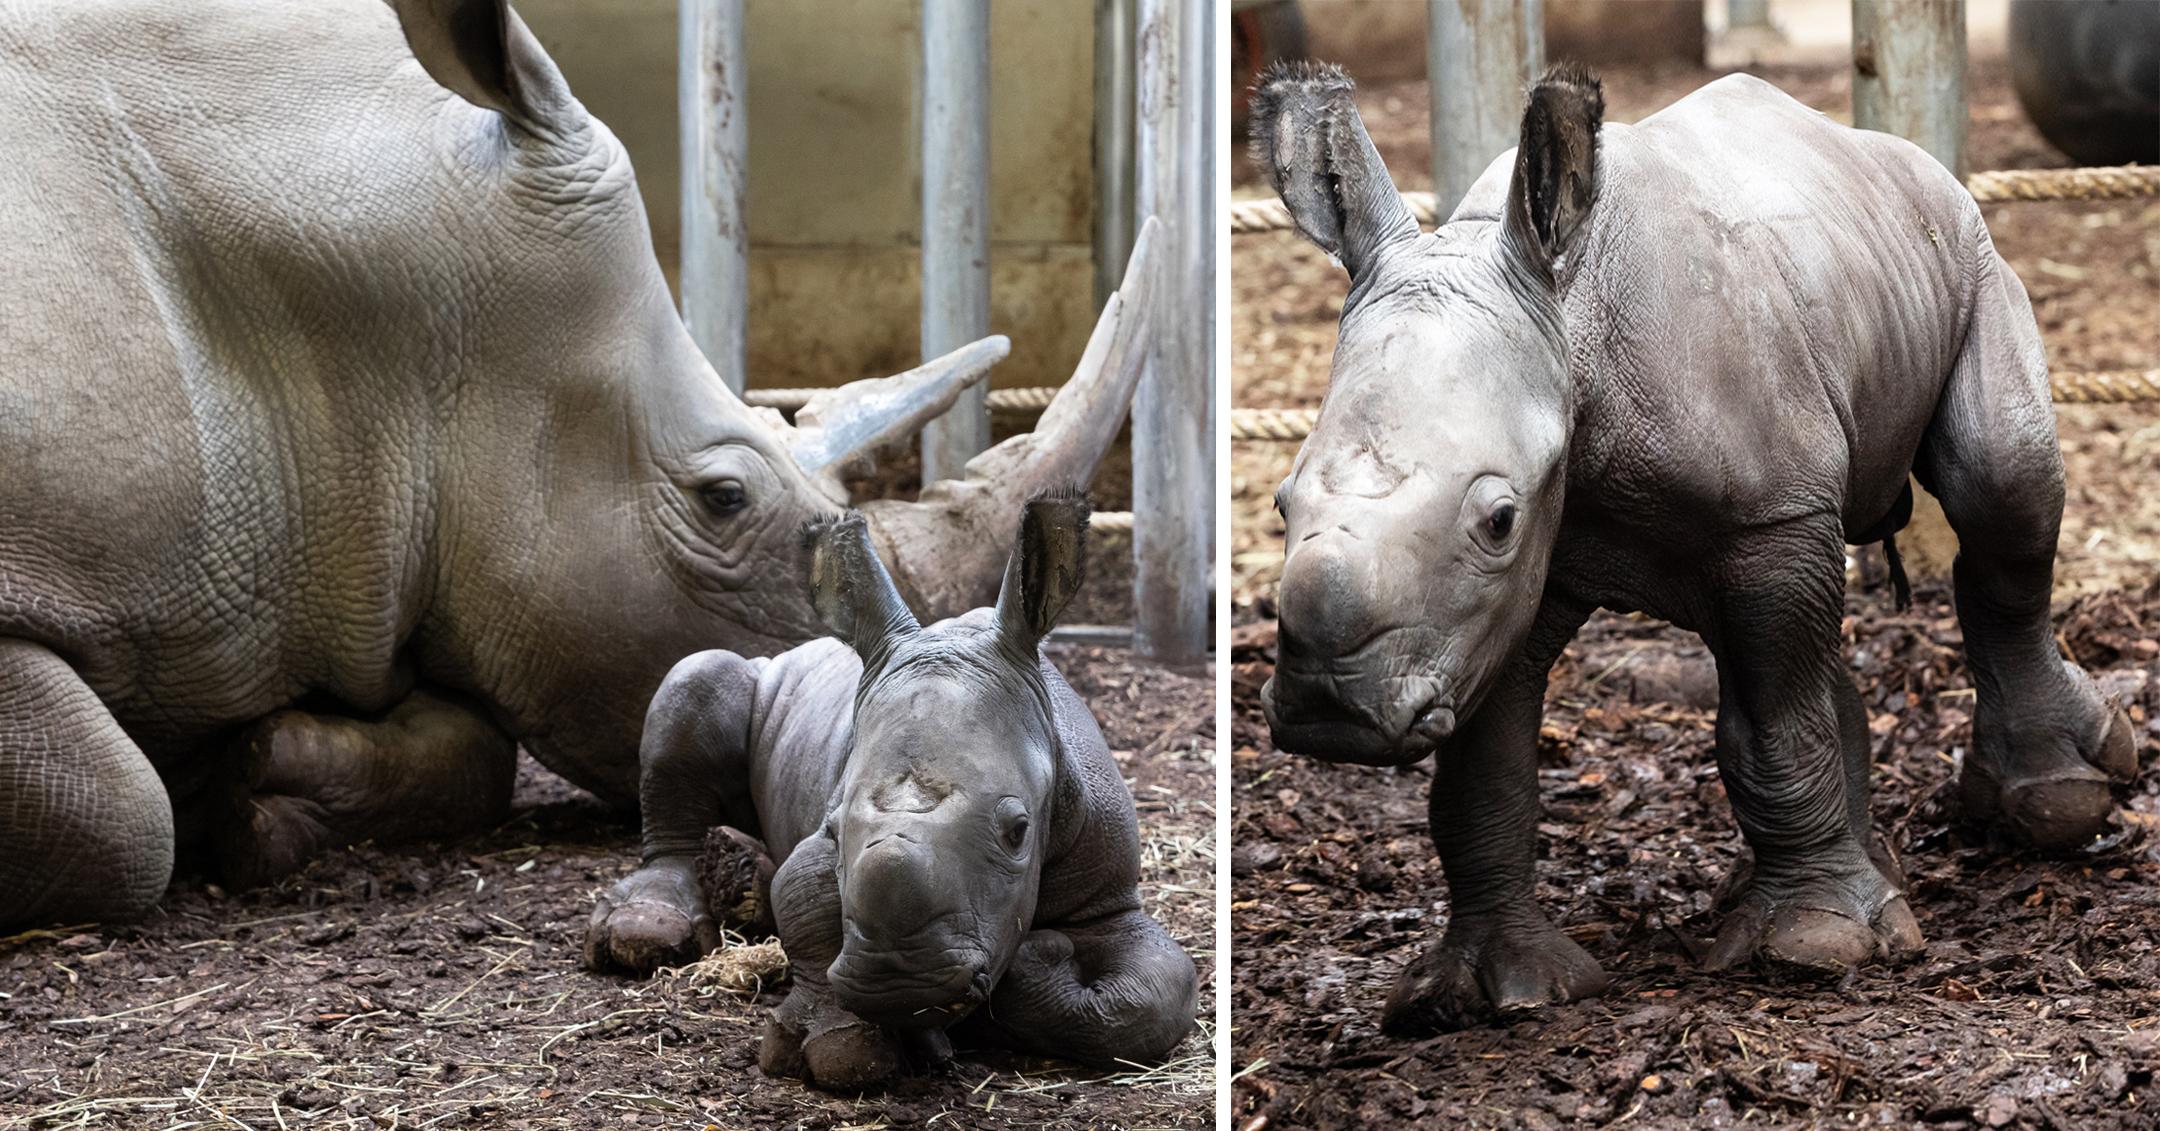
[862,216,1161,619]
[784,336,1012,500]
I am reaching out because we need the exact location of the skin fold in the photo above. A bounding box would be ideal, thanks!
[1251,60,2137,1034]
[584,496,1197,1091]
[0,0,1147,930]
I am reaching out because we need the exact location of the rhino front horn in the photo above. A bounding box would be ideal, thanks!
[862,216,1161,619]
[785,336,1012,498]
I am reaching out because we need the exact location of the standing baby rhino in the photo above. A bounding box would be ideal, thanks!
[586,493,1197,1090]
[1253,62,2137,1033]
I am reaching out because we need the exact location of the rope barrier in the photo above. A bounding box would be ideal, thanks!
[1230,371,2160,442]
[1230,165,2160,236]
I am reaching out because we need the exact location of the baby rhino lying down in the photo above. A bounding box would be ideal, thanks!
[585,492,1197,1089]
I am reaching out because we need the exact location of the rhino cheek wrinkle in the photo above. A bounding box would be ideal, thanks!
[587,494,1197,1090]
[1248,59,2134,1035]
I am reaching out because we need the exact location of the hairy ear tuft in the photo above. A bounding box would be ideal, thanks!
[994,487,1091,656]
[1247,60,1417,280]
[1504,62,1606,277]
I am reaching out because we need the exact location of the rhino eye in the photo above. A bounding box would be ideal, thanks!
[700,481,748,516]
[995,797,1030,856]
[1487,502,1518,542]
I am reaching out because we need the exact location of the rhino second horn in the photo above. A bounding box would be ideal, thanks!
[861,216,1162,619]
[785,336,1012,498]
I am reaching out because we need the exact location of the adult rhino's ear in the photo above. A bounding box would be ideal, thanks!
[994,487,1090,658]
[805,512,920,663]
[1249,61,1418,281]
[391,0,573,138]
[1502,62,1605,280]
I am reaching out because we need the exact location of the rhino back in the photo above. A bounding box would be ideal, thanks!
[0,0,481,752]
[1459,73,1992,540]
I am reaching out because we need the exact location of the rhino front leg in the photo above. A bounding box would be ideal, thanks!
[1701,522,1923,976]
[0,640,175,929]
[1382,597,1607,1036]
[586,651,764,975]
[1918,255,2136,850]
[213,689,516,889]
[965,909,1197,1067]
[760,828,942,1090]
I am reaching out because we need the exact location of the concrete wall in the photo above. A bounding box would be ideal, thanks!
[517,0,1098,390]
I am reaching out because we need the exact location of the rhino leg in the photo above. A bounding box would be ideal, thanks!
[212,690,515,889]
[1700,522,1924,977]
[587,650,763,975]
[964,909,1197,1067]
[1381,598,1608,1036]
[1917,256,2136,851]
[0,640,174,929]
[760,828,938,1090]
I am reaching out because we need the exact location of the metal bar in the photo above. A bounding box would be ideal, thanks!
[1093,0,1138,309]
[678,0,748,395]
[1852,0,1967,177]
[1729,0,1773,31]
[919,0,993,485]
[1427,0,1543,219]
[1132,0,1213,666]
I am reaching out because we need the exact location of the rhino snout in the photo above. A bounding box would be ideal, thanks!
[1263,644,1455,768]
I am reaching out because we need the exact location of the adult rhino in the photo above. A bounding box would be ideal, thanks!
[0,0,1157,930]
[1251,62,2136,1033]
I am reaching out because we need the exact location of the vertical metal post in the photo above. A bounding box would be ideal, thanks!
[1093,0,1138,309]
[1729,0,1773,31]
[1427,0,1543,220]
[1133,0,1212,666]
[920,0,993,484]
[1852,0,1967,176]
[679,0,748,395]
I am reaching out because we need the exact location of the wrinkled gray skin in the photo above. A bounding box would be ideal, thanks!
[0,0,1133,931]
[1253,62,2138,1034]
[583,498,1196,1090]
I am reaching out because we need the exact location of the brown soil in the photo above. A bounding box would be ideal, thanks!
[0,646,1214,1130]
[1229,44,2160,1131]
[1231,584,2160,1130]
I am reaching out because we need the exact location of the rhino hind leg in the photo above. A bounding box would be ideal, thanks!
[1700,524,1924,978]
[0,640,174,929]
[212,689,516,890]
[1916,257,2136,852]
[1383,598,1609,1036]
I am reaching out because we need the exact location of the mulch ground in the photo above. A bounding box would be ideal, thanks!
[1229,36,2159,1131]
[1230,583,2160,1130]
[0,646,1214,1131]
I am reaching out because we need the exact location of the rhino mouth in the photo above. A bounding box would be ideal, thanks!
[1262,669,1455,767]
[828,947,995,1029]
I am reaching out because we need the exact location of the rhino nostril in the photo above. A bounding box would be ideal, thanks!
[1413,705,1457,743]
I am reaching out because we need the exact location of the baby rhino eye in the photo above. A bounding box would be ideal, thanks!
[995,797,1030,855]
[1488,501,1518,541]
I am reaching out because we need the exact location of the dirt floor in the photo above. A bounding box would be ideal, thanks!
[1229,43,2160,1131]
[0,646,1214,1131]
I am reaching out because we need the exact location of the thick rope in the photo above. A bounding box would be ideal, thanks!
[1230,165,2160,236]
[745,385,1062,413]
[1230,371,2160,442]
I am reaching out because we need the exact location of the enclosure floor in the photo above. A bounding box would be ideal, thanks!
[0,646,1215,1130]
[1231,586,2160,1128]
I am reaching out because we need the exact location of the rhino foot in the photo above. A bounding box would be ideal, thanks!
[1962,662,2137,853]
[1703,849,1922,977]
[761,982,949,1091]
[585,856,720,975]
[1380,915,1609,1036]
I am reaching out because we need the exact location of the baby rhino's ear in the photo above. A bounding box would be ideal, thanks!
[804,512,919,664]
[1503,61,1605,279]
[994,487,1091,658]
[1248,60,1419,280]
